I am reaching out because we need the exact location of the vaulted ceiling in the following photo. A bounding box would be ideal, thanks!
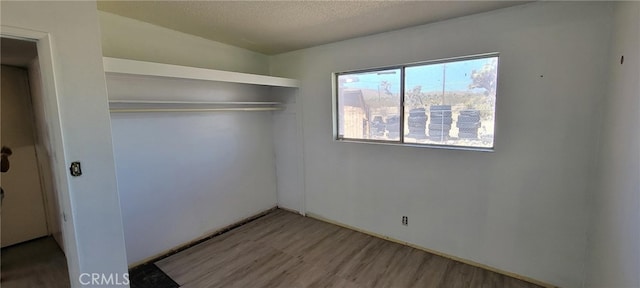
[98,1,529,55]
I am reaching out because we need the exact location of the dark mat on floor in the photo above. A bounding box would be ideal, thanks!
[129,263,179,288]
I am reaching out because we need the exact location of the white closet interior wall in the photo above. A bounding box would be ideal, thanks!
[106,72,297,265]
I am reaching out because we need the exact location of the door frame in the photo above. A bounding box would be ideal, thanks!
[1,25,79,281]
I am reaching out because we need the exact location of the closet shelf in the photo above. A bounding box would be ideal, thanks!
[103,57,300,88]
[108,100,284,113]
[110,107,283,113]
[108,100,282,105]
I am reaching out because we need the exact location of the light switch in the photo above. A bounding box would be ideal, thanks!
[70,162,82,176]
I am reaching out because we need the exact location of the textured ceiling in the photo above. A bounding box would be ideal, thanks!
[98,1,528,55]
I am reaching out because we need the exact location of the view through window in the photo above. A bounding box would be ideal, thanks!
[336,54,498,149]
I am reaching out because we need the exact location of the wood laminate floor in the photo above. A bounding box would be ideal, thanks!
[1,236,70,288]
[156,209,543,288]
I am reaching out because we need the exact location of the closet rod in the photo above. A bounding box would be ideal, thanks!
[110,107,283,113]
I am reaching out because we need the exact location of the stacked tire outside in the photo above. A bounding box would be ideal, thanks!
[429,105,452,142]
[457,109,481,139]
[371,116,386,137]
[407,108,428,139]
[386,115,400,139]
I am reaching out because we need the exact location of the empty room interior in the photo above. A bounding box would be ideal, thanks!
[0,1,638,288]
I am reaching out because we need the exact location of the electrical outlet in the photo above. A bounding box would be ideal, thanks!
[402,216,408,226]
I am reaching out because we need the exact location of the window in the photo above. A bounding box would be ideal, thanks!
[335,54,498,150]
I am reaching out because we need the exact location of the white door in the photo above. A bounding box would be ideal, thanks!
[1,65,48,247]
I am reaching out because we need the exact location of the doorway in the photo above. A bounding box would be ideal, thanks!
[1,37,69,286]
[2,64,48,247]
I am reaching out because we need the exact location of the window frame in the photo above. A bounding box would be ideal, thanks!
[333,52,499,152]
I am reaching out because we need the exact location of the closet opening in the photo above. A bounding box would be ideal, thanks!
[1,36,70,287]
[103,58,304,276]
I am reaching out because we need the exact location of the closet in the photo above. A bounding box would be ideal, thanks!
[103,58,303,266]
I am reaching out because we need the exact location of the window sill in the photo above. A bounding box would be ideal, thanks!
[335,138,495,152]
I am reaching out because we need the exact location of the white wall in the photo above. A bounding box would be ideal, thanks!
[99,11,269,75]
[1,2,129,287]
[272,87,304,213]
[585,2,640,288]
[106,75,279,265]
[269,2,612,287]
